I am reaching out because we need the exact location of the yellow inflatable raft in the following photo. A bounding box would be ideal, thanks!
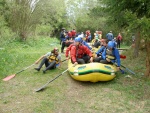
[68,60,117,82]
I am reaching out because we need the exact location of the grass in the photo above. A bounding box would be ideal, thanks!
[0,36,150,113]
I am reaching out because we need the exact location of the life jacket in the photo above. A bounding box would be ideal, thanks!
[48,53,59,64]
[106,49,115,60]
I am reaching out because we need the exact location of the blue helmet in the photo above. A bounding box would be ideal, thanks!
[75,37,82,43]
[107,41,115,49]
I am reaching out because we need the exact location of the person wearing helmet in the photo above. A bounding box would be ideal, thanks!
[69,37,93,65]
[78,35,92,50]
[34,48,62,73]
[93,39,109,62]
[100,41,121,70]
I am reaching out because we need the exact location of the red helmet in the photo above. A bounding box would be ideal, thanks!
[54,48,59,53]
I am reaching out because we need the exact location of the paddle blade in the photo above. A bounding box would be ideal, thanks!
[35,86,46,92]
[120,55,126,59]
[3,74,16,81]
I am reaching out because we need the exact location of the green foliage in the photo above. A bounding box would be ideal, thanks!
[101,0,150,39]
[6,0,40,40]
[66,0,98,29]
[36,25,53,36]
[0,15,17,47]
[36,0,67,36]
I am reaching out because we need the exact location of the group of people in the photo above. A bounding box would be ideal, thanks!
[106,31,123,48]
[65,37,121,71]
[34,29,122,73]
[60,28,93,53]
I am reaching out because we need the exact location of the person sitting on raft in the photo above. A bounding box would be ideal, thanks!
[94,39,108,59]
[69,37,93,65]
[78,35,92,50]
[34,48,62,73]
[94,41,121,70]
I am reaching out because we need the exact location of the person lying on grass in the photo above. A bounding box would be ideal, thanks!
[34,48,62,73]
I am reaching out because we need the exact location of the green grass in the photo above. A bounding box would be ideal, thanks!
[0,37,150,113]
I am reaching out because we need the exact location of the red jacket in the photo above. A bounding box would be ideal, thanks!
[71,30,76,37]
[117,35,122,41]
[68,31,72,38]
[65,43,74,57]
[70,44,93,63]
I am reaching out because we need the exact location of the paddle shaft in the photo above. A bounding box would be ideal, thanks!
[62,59,67,62]
[35,68,69,92]
[120,64,135,75]
[110,61,135,75]
[15,64,35,75]
[16,60,66,75]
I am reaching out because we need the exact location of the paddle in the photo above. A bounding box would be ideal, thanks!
[2,59,67,81]
[120,64,136,75]
[108,60,135,75]
[35,68,69,92]
[3,64,35,81]
[120,55,126,59]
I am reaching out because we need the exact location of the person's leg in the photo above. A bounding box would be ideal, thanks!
[61,41,65,53]
[82,55,90,63]
[100,60,112,64]
[34,57,48,71]
[93,57,101,62]
[117,40,119,48]
[77,58,85,64]
[43,61,56,73]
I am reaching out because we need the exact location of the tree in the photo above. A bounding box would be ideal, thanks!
[65,0,98,29]
[6,0,41,40]
[101,0,150,78]
[34,0,67,36]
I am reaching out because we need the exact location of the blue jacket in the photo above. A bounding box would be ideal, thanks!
[82,41,92,50]
[96,46,105,55]
[102,48,121,66]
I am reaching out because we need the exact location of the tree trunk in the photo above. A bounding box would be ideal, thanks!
[133,31,140,58]
[144,41,150,78]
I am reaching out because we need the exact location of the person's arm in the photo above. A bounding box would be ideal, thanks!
[66,45,72,59]
[107,49,120,71]
[83,41,91,50]
[84,46,93,62]
[96,46,104,56]
[114,49,121,67]
[57,55,62,67]
[35,55,46,64]
[70,46,77,63]
[101,48,106,60]
[35,52,50,64]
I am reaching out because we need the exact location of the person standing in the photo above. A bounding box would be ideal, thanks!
[71,29,76,40]
[116,33,122,48]
[60,28,66,45]
[106,31,114,41]
[68,30,73,40]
